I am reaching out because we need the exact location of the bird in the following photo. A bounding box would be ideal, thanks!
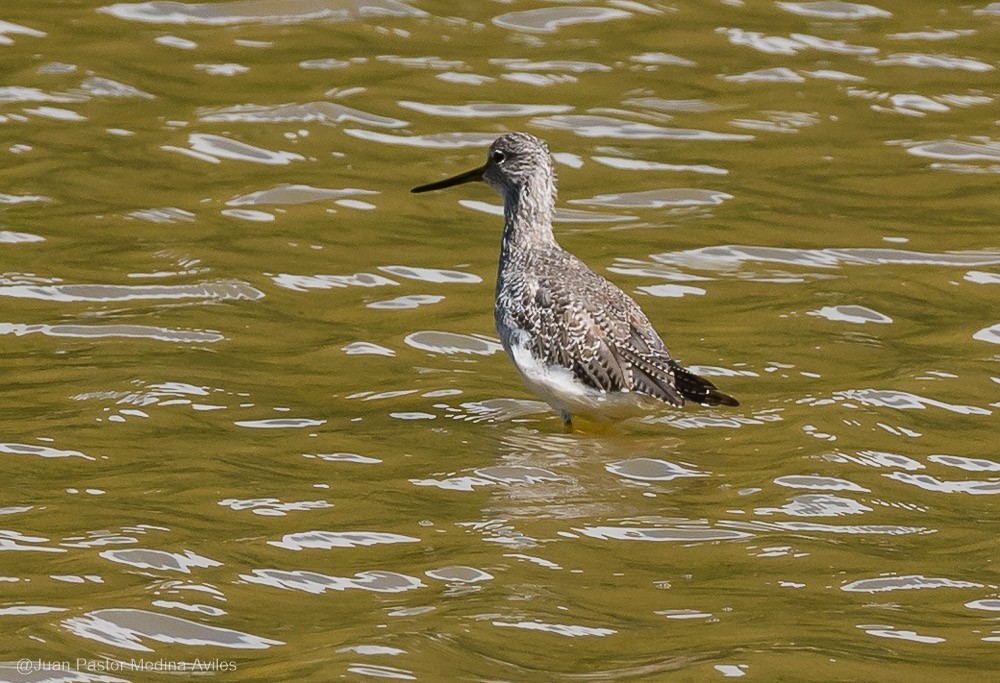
[411,132,738,428]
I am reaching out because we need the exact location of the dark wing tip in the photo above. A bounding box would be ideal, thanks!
[704,388,740,407]
[671,362,739,408]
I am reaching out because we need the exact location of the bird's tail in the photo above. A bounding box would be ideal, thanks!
[670,361,740,407]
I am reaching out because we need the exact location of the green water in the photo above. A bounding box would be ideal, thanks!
[1,1,998,680]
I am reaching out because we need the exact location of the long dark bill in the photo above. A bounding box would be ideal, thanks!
[411,164,486,193]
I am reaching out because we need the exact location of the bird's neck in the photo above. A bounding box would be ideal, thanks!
[499,183,558,265]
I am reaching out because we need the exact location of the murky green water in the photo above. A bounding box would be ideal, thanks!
[2,1,998,680]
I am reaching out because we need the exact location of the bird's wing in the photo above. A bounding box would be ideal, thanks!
[512,269,686,406]
[614,298,739,407]
[509,262,738,408]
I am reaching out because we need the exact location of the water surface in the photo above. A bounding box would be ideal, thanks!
[1,1,998,680]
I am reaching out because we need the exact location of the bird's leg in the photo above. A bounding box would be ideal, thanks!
[560,410,573,432]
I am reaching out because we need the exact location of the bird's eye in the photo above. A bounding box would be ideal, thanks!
[491,150,506,164]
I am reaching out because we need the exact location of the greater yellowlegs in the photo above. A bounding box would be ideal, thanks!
[412,132,738,427]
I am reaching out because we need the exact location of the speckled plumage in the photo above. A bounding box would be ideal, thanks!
[413,132,738,425]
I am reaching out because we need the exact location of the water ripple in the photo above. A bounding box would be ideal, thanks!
[591,155,728,175]
[827,449,924,471]
[927,454,1000,472]
[717,28,876,56]
[630,53,696,67]
[218,497,332,515]
[338,644,408,655]
[345,130,497,147]
[0,606,66,617]
[1,531,66,553]
[0,281,264,302]
[807,305,892,325]
[198,101,407,127]
[491,58,612,73]
[404,331,502,355]
[100,549,222,573]
[194,62,249,76]
[756,494,872,517]
[128,206,196,223]
[425,566,493,583]
[776,2,892,19]
[473,465,564,484]
[272,272,397,291]
[155,34,196,48]
[438,398,549,423]
[649,245,1000,270]
[492,620,616,637]
[99,0,425,25]
[859,91,995,117]
[268,531,419,550]
[637,284,706,298]
[0,19,46,45]
[730,110,823,133]
[871,53,994,72]
[972,323,1000,344]
[532,114,753,141]
[575,525,752,542]
[0,322,224,343]
[347,664,416,680]
[242,569,424,594]
[569,188,732,209]
[835,389,991,415]
[774,475,869,492]
[376,55,465,70]
[842,575,983,593]
[75,76,155,99]
[885,473,1000,495]
[410,475,494,491]
[0,193,50,205]
[304,451,383,463]
[729,520,929,535]
[0,442,94,460]
[23,105,86,121]
[899,139,1000,162]
[228,184,378,206]
[368,294,443,310]
[233,418,327,429]
[857,625,945,644]
[379,265,481,284]
[966,599,1000,612]
[723,67,805,83]
[64,608,283,650]
[459,199,636,223]
[397,101,572,118]
[341,341,395,356]
[165,133,303,165]
[967,271,1000,284]
[493,7,632,33]
[605,458,707,482]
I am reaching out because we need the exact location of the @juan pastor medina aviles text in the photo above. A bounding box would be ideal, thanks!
[16,658,238,674]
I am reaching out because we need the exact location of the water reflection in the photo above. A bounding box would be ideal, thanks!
[199,101,407,127]
[493,6,632,33]
[100,549,222,573]
[64,608,283,650]
[533,114,755,141]
[99,0,425,24]
[0,281,264,302]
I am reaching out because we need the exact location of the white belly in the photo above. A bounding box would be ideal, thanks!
[504,330,655,422]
